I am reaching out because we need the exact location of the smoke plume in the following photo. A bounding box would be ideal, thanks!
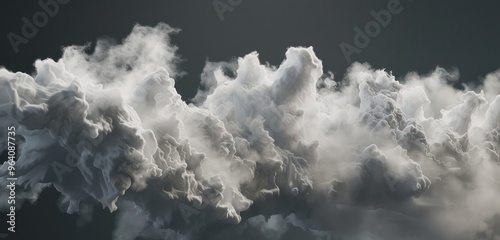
[1,23,500,240]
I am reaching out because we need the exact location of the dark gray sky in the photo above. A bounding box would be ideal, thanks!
[1,0,499,239]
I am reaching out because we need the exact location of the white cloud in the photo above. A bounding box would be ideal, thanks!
[1,23,500,240]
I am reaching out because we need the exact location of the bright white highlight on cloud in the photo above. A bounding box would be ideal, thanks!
[1,23,500,240]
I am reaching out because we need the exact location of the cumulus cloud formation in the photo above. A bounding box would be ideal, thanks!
[1,23,500,240]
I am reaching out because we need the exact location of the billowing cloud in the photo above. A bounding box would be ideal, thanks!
[1,23,500,240]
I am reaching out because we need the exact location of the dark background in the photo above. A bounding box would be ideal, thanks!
[0,0,499,239]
